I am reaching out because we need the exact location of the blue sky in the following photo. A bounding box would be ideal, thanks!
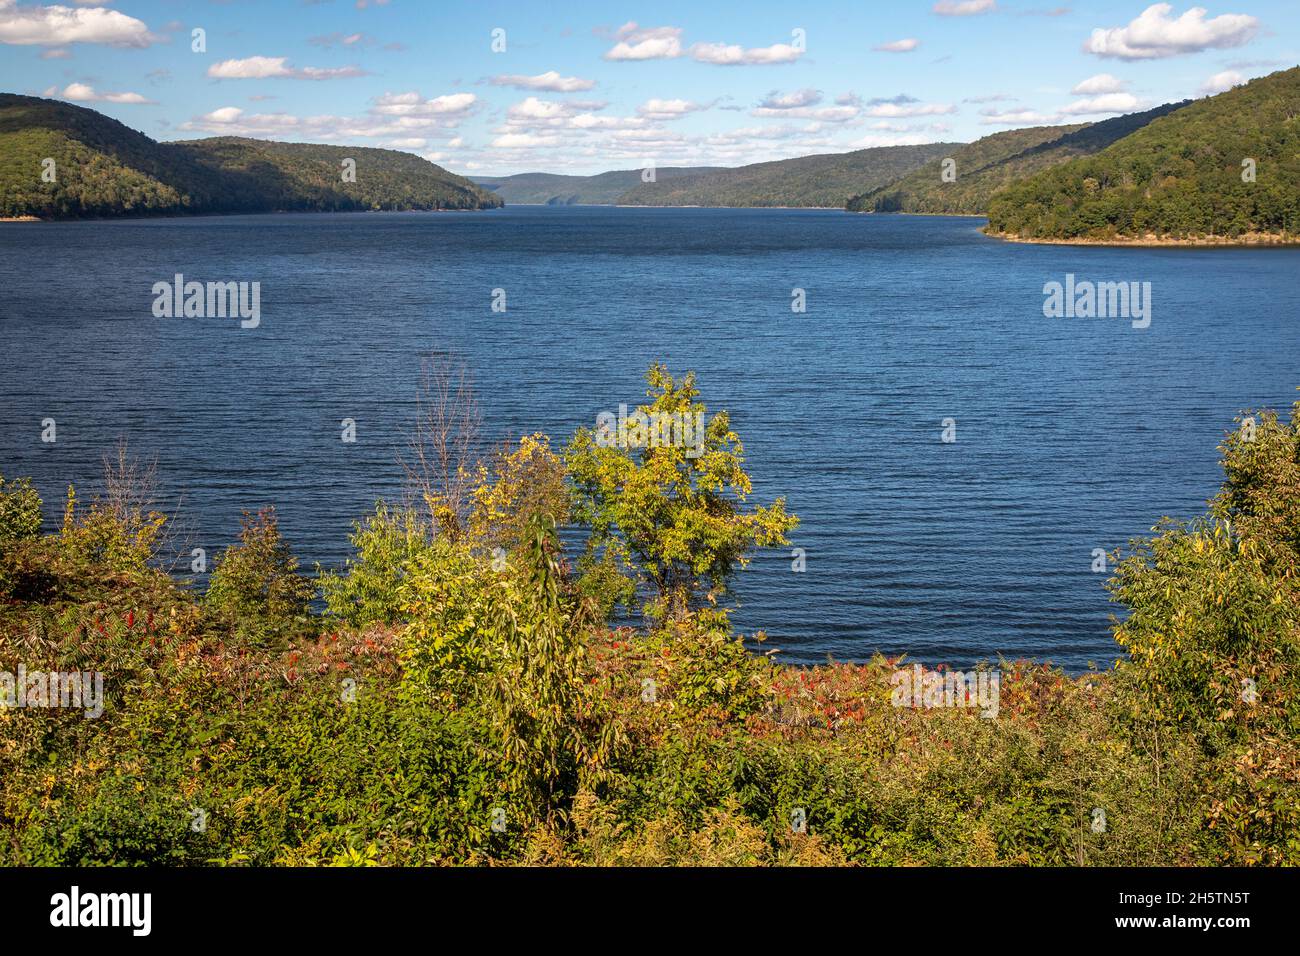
[2,0,1295,175]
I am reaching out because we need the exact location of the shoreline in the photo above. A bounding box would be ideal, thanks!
[852,210,988,220]
[611,203,842,210]
[983,228,1300,248]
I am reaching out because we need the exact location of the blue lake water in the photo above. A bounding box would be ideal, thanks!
[2,206,1298,669]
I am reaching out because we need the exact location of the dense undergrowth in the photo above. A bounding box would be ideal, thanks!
[1,369,1297,866]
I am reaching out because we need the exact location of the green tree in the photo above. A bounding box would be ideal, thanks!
[566,363,797,622]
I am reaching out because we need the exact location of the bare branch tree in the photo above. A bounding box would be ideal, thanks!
[99,439,192,572]
[401,355,483,539]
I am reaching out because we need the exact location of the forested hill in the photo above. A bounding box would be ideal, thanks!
[985,67,1300,241]
[846,103,1186,216]
[0,93,501,219]
[615,143,957,208]
[475,143,956,208]
[172,137,500,213]
[472,167,720,205]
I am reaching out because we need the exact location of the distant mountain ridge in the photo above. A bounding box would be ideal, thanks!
[472,167,720,205]
[477,144,958,209]
[614,144,959,208]
[0,93,501,219]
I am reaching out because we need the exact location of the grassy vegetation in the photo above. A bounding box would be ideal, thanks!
[986,67,1300,241]
[0,94,501,219]
[2,369,1297,866]
[847,104,1186,216]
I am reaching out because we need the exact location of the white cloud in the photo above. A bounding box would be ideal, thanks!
[1084,3,1259,60]
[874,38,920,52]
[689,40,803,65]
[44,81,152,104]
[848,131,940,147]
[207,56,291,79]
[705,124,809,144]
[0,0,159,46]
[492,132,563,149]
[207,55,366,80]
[488,70,596,92]
[866,101,956,118]
[636,98,706,120]
[611,127,685,142]
[505,96,577,123]
[1200,69,1244,93]
[1059,92,1141,114]
[603,22,682,60]
[203,106,245,124]
[751,104,858,122]
[493,96,645,135]
[371,91,477,117]
[601,21,803,66]
[934,0,997,15]
[180,90,479,141]
[568,114,646,130]
[977,86,1147,125]
[979,107,1057,125]
[758,88,822,109]
[1071,73,1127,95]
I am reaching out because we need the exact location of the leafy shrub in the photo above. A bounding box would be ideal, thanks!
[319,504,429,629]
[205,508,314,646]
[1109,399,1300,864]
[398,537,501,705]
[0,474,41,544]
[57,484,167,579]
[470,434,570,550]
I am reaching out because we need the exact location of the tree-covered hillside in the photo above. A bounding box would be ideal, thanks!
[473,167,720,205]
[615,143,957,208]
[174,137,500,213]
[0,95,219,217]
[849,103,1186,215]
[986,67,1300,241]
[0,93,501,219]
